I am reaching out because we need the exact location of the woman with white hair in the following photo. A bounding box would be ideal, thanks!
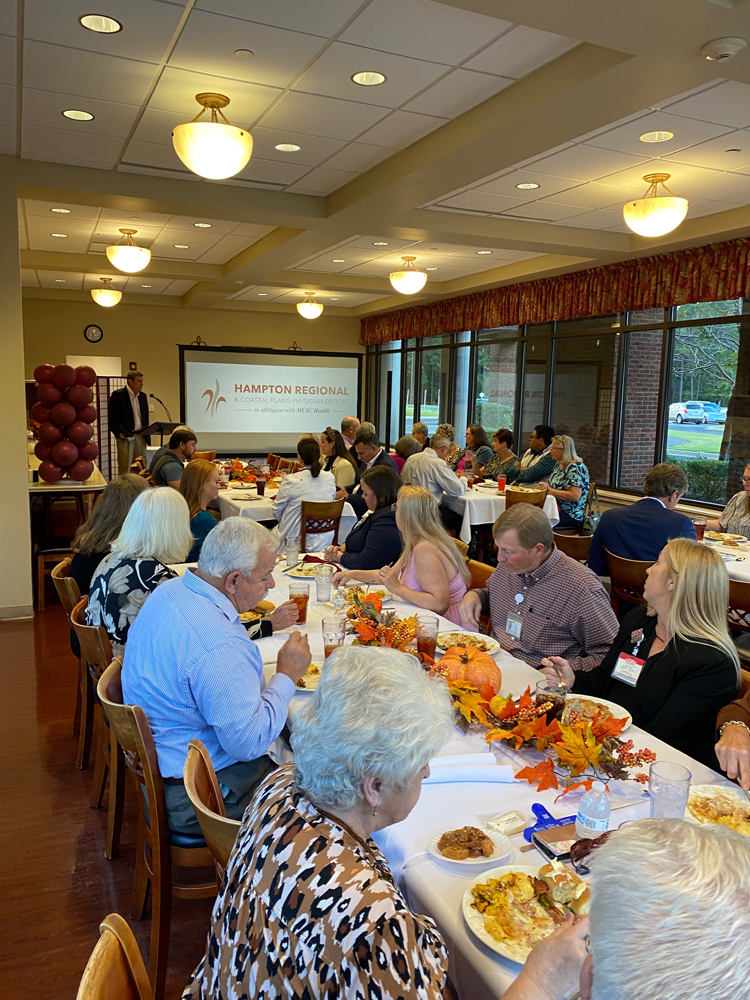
[86,487,192,654]
[538,433,590,529]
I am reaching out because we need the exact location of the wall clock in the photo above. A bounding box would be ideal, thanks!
[84,324,103,343]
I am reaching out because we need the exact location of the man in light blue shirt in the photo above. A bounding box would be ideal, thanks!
[122,516,310,835]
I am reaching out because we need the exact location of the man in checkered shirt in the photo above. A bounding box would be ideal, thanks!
[459,505,618,672]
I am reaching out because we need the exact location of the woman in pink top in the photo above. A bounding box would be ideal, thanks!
[334,484,469,624]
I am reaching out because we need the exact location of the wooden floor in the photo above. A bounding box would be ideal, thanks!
[0,595,214,999]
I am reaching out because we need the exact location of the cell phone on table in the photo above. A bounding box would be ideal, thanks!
[531,822,577,862]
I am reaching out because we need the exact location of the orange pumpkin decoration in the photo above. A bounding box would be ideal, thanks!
[431,646,502,701]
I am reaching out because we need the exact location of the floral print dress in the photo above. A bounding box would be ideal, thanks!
[86,553,175,655]
[182,765,449,1000]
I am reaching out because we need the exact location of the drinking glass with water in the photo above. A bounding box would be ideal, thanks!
[649,760,691,819]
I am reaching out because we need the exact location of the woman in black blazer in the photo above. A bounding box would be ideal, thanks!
[541,538,739,772]
[326,466,402,572]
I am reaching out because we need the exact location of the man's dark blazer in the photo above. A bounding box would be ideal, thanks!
[587,497,697,576]
[108,386,151,442]
[345,449,400,517]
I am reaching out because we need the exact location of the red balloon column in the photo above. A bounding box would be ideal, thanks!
[33,363,99,483]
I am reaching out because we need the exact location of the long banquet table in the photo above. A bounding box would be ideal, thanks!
[442,485,560,543]
[241,561,732,1000]
[705,536,750,583]
[217,485,358,542]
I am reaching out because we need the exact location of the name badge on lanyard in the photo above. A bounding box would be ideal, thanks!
[506,593,524,639]
[611,652,645,687]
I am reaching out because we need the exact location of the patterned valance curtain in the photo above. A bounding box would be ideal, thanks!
[359,237,750,345]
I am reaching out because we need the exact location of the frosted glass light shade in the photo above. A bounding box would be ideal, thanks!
[172,121,253,180]
[623,195,689,237]
[389,267,427,294]
[106,243,151,273]
[297,296,323,318]
[91,285,122,307]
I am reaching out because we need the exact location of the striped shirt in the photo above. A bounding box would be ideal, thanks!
[474,546,618,672]
[121,570,295,778]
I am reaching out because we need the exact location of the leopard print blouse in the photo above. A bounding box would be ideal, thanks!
[182,764,449,1000]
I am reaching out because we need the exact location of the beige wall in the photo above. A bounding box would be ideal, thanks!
[22,298,365,423]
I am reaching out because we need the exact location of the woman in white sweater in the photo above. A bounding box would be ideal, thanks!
[272,438,337,553]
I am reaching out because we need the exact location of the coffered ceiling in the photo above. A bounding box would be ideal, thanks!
[7,0,750,318]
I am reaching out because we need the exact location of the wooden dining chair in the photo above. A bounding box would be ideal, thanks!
[300,498,346,552]
[266,453,281,471]
[129,457,147,474]
[97,660,217,1000]
[467,558,495,635]
[553,531,592,564]
[193,450,216,462]
[51,557,83,735]
[76,912,152,1000]
[36,545,74,610]
[277,457,296,473]
[603,547,653,618]
[452,538,469,558]
[504,485,548,509]
[184,739,241,873]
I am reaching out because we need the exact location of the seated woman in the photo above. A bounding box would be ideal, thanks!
[87,487,193,655]
[468,427,516,481]
[335,485,470,623]
[449,424,492,475]
[538,434,590,529]
[320,426,359,489]
[179,459,221,562]
[435,422,461,467]
[392,433,422,473]
[272,438,336,554]
[325,466,402,570]
[541,537,740,771]
[706,463,750,538]
[69,473,149,596]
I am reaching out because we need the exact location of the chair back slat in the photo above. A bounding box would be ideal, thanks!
[728,579,750,634]
[505,486,548,509]
[603,547,652,617]
[267,453,281,471]
[51,557,82,614]
[76,912,152,1000]
[300,498,346,551]
[71,598,114,682]
[193,451,216,462]
[553,531,592,564]
[184,740,241,870]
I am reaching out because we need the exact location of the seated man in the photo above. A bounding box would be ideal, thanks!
[340,415,360,450]
[459,505,617,671]
[507,424,556,484]
[587,463,696,576]
[336,428,400,517]
[121,517,311,835]
[401,431,465,530]
[412,421,430,448]
[151,428,198,488]
[148,424,194,474]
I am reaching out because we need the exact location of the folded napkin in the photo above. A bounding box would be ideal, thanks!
[424,752,515,784]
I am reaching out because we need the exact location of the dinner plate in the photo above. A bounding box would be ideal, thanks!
[462,865,545,964]
[562,694,632,732]
[705,531,747,541]
[436,632,501,655]
[295,663,323,692]
[283,563,328,578]
[685,784,750,837]
[427,830,513,869]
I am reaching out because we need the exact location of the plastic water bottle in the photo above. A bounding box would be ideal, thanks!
[575,780,611,839]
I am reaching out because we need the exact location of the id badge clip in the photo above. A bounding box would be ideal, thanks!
[506,610,522,638]
[611,652,645,686]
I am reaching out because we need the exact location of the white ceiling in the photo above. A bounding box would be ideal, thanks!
[4,0,579,195]
[230,285,386,307]
[21,267,197,296]
[425,80,750,231]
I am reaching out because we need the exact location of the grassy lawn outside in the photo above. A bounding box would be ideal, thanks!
[666,427,722,457]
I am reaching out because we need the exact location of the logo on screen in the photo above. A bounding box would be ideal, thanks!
[201,379,226,418]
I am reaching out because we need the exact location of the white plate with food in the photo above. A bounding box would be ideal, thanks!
[436,632,501,654]
[705,531,747,541]
[463,863,590,964]
[239,601,275,623]
[561,694,632,732]
[283,563,329,578]
[427,827,513,869]
[295,663,323,692]
[686,784,750,837]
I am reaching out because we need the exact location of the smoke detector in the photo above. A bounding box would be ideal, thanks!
[700,37,747,60]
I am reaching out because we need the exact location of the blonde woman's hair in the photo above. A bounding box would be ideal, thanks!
[396,484,470,585]
[179,459,217,520]
[552,433,581,467]
[656,537,740,679]
[298,432,319,444]
[110,487,192,566]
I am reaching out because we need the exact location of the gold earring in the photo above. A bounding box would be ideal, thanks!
[373,808,378,816]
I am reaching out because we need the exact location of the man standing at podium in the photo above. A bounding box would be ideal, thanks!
[109,371,150,474]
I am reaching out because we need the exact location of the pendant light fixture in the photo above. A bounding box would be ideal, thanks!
[106,229,151,273]
[91,277,122,307]
[622,173,688,237]
[389,256,428,295]
[296,293,323,319]
[172,93,253,180]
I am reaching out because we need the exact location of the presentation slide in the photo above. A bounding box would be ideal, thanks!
[181,347,361,454]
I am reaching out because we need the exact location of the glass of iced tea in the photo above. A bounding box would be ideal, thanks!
[535,679,568,723]
[496,476,506,492]
[322,615,347,659]
[416,613,439,661]
[467,475,475,489]
[693,517,707,541]
[289,581,310,624]
[256,476,266,496]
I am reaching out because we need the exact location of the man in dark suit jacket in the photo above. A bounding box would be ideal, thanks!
[109,371,151,474]
[335,428,400,517]
[588,463,697,576]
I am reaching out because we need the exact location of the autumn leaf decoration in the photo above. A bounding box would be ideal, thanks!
[555,725,603,776]
[449,680,490,728]
[515,758,558,793]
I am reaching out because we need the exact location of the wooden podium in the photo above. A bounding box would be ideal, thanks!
[141,422,179,445]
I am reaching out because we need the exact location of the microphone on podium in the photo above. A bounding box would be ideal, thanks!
[149,393,173,422]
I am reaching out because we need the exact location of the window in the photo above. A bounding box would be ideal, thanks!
[520,338,549,451]
[377,350,401,448]
[475,339,517,433]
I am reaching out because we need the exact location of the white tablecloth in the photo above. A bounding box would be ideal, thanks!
[442,486,560,543]
[705,538,750,582]
[218,487,357,543]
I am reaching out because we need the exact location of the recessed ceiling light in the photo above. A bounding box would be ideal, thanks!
[424,267,439,271]
[50,233,68,238]
[54,279,66,282]
[372,241,389,246]
[331,297,340,301]
[516,182,540,190]
[193,222,212,228]
[640,130,674,143]
[173,244,189,249]
[234,280,243,285]
[79,13,122,33]
[257,292,268,296]
[275,143,301,152]
[332,258,346,262]
[50,207,71,214]
[476,250,493,255]
[234,48,254,59]
[62,109,94,121]
[351,71,386,86]
[130,216,140,220]
[141,284,152,288]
